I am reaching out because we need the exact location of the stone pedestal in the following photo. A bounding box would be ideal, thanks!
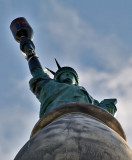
[14,103,132,160]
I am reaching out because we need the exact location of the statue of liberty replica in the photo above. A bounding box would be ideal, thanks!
[10,17,132,160]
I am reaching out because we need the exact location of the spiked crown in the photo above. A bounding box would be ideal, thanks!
[46,59,79,84]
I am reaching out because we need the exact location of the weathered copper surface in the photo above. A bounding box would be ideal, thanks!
[14,103,132,160]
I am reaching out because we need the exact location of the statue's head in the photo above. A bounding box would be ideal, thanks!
[46,59,79,85]
[55,66,78,85]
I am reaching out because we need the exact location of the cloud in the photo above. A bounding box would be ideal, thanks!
[78,61,132,147]
[0,75,39,160]
[0,103,38,160]
[39,0,132,71]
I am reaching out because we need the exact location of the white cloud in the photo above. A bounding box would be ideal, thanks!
[0,104,38,160]
[0,76,39,160]
[39,0,132,71]
[78,62,132,147]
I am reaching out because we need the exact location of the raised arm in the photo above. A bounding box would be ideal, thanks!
[20,36,44,77]
[10,17,45,78]
[10,17,51,101]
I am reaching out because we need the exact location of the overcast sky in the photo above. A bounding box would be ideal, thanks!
[1,0,132,159]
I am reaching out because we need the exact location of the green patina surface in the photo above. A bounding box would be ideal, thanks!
[29,68,117,118]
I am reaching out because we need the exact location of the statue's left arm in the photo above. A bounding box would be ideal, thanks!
[89,93,117,116]
[92,96,117,116]
[99,98,117,116]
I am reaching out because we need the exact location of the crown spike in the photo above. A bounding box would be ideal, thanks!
[45,67,55,75]
[55,58,61,69]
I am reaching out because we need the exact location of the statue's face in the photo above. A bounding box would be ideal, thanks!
[59,72,77,85]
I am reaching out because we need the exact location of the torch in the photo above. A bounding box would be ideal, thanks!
[10,17,35,57]
[10,17,42,73]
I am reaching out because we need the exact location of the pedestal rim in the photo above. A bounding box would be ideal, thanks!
[30,102,126,140]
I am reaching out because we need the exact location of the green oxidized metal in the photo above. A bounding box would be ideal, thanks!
[29,68,117,118]
[54,66,79,83]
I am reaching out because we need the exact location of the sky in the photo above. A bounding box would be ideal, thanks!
[1,0,132,159]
